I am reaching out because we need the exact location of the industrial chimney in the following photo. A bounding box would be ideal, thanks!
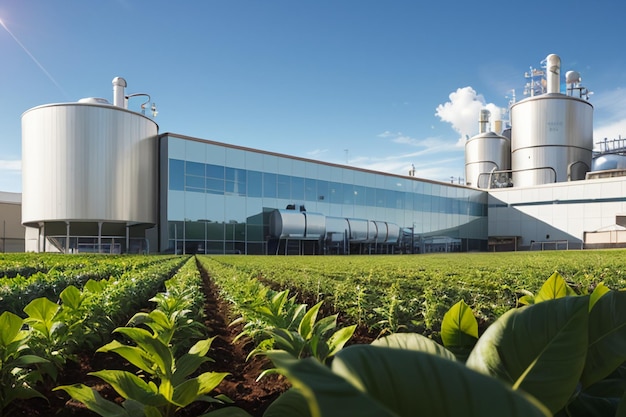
[112,77,127,108]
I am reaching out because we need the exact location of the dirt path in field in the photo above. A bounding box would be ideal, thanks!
[193,257,291,416]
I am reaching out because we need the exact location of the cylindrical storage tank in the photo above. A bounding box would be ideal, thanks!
[269,210,306,238]
[592,154,626,171]
[465,131,511,188]
[303,212,325,238]
[510,94,593,187]
[22,102,158,227]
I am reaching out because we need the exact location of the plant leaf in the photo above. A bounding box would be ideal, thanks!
[466,296,589,413]
[581,289,626,388]
[371,332,457,362]
[54,383,131,417]
[113,327,173,376]
[89,370,166,407]
[263,388,312,417]
[534,271,577,303]
[24,297,60,336]
[324,324,356,359]
[172,371,230,407]
[60,285,83,310]
[267,347,550,417]
[0,311,24,346]
[98,340,157,375]
[298,302,322,340]
[441,300,478,361]
[589,282,611,311]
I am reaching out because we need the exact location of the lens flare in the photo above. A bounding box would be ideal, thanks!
[0,17,69,99]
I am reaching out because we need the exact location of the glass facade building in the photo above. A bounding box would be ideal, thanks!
[159,134,488,254]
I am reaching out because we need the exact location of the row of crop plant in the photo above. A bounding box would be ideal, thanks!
[0,255,181,314]
[197,255,626,417]
[205,251,626,338]
[0,255,190,415]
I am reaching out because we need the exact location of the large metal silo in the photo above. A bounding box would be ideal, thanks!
[510,54,593,187]
[22,92,158,253]
[510,94,593,187]
[465,110,511,188]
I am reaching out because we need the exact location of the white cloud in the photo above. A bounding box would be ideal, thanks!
[435,86,504,144]
[306,148,329,157]
[0,160,21,171]
[377,131,460,152]
[592,88,626,145]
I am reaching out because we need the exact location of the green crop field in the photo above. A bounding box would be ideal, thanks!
[1,250,626,416]
[199,249,626,333]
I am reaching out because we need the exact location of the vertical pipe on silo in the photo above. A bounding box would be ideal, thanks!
[479,109,490,134]
[112,77,127,108]
[546,54,561,94]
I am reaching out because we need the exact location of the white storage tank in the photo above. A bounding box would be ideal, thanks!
[465,109,511,188]
[510,54,593,187]
[22,79,158,254]
[22,102,158,226]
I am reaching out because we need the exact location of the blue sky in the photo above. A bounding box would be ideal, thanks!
[1,1,625,193]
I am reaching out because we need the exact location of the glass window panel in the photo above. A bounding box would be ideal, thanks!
[185,175,205,189]
[186,161,205,177]
[329,182,343,204]
[366,187,376,207]
[167,190,185,221]
[206,164,224,179]
[317,180,329,202]
[376,188,386,207]
[343,184,355,205]
[225,181,245,196]
[304,178,317,202]
[184,192,205,222]
[205,144,226,165]
[206,178,224,193]
[206,194,225,222]
[167,137,185,160]
[169,159,184,191]
[354,185,366,206]
[263,173,277,198]
[185,141,206,163]
[185,221,205,240]
[277,174,290,199]
[226,167,246,182]
[291,176,304,200]
[248,170,262,197]
[394,191,404,210]
[206,223,224,241]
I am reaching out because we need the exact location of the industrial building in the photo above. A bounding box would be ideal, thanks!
[9,53,626,254]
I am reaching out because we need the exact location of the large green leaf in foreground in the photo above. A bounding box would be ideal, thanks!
[466,296,589,413]
[582,289,626,388]
[266,346,550,417]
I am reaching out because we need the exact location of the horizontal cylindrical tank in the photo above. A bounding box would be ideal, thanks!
[270,210,305,238]
[465,131,511,188]
[21,103,158,227]
[269,210,326,239]
[510,94,593,187]
[592,154,626,171]
[386,223,400,243]
[348,218,369,242]
[326,217,349,242]
[304,212,325,238]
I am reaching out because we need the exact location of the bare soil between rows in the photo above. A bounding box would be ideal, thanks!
[11,260,375,417]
